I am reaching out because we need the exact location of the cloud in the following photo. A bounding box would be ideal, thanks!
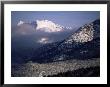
[36,20,64,33]
[16,19,73,33]
[37,37,53,44]
[17,20,24,26]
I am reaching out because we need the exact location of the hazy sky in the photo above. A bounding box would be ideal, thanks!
[12,11,100,28]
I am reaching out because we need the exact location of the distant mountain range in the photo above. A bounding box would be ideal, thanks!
[30,19,100,63]
[12,19,100,64]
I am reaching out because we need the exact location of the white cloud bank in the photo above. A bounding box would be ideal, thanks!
[17,19,72,33]
[17,20,24,26]
[36,20,64,33]
[38,37,53,44]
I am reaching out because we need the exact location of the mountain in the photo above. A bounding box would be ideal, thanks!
[12,19,100,77]
[11,20,77,64]
[31,19,100,63]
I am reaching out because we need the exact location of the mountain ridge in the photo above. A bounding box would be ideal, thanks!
[31,19,100,63]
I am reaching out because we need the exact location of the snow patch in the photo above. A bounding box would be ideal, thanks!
[65,23,94,43]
